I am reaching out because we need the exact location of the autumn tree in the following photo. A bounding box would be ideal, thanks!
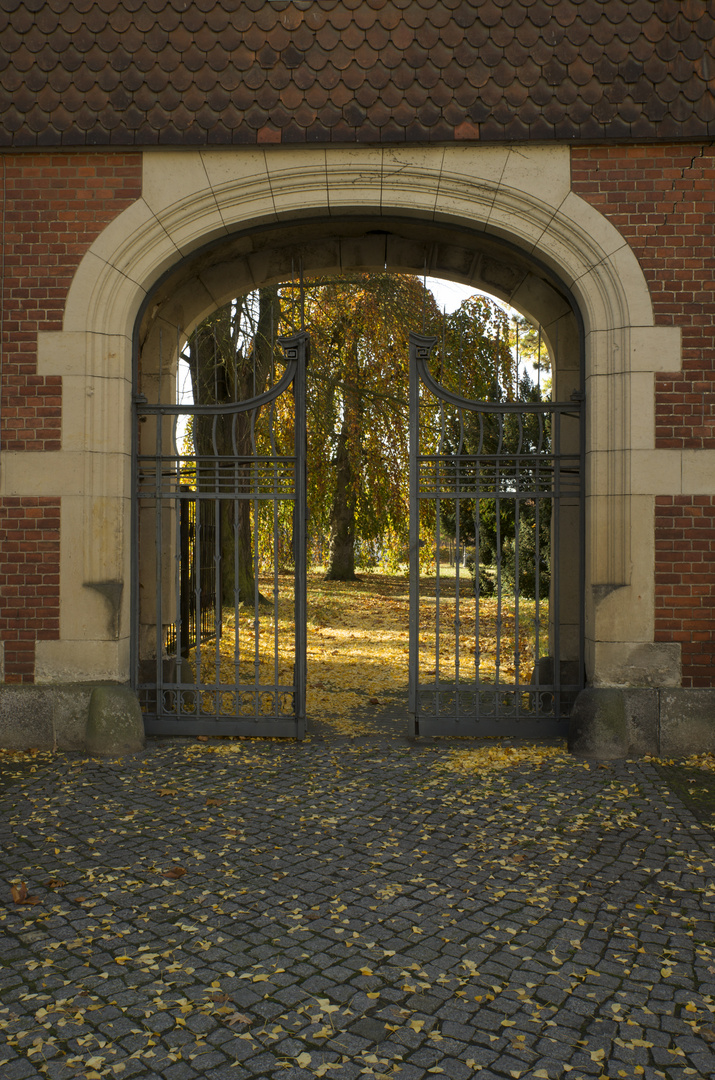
[301,273,441,581]
[186,287,282,606]
[436,303,552,599]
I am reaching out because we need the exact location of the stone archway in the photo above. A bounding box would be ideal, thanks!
[36,145,681,697]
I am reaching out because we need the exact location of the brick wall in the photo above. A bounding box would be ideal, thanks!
[0,152,142,452]
[0,152,142,680]
[572,144,715,686]
[0,497,60,683]
[655,497,715,690]
[571,143,715,450]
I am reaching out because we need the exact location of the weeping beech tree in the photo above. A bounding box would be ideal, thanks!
[184,275,523,593]
[302,273,442,581]
[187,286,282,606]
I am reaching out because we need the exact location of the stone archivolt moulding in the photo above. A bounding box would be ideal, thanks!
[25,144,686,686]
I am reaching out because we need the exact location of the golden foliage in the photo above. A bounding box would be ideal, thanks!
[186,572,548,730]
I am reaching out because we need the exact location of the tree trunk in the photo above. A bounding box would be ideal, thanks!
[326,419,357,580]
[189,288,281,607]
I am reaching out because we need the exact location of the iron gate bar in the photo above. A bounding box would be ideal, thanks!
[408,331,584,739]
[134,331,308,739]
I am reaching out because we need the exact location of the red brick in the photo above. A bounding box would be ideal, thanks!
[0,497,60,683]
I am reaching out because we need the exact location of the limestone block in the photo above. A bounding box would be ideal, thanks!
[659,691,715,756]
[503,145,571,205]
[324,147,384,214]
[630,325,682,373]
[200,147,269,192]
[0,452,83,497]
[382,146,442,218]
[588,641,681,688]
[266,148,330,219]
[568,688,629,759]
[681,450,715,495]
[622,688,658,756]
[86,685,145,756]
[0,687,54,749]
[35,639,131,683]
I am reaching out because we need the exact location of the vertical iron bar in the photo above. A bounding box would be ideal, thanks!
[535,408,544,710]
[272,403,280,705]
[474,497,480,688]
[233,483,240,704]
[214,492,221,710]
[252,409,260,721]
[495,415,502,695]
[194,489,202,710]
[174,481,182,685]
[154,341,164,714]
[292,332,308,738]
[553,407,561,719]
[514,494,520,698]
[537,323,542,397]
[408,333,429,735]
[454,453,461,719]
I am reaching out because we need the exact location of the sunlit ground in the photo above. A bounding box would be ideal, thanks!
[188,570,549,729]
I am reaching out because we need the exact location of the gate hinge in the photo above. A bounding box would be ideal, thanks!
[133,392,148,405]
[570,390,585,403]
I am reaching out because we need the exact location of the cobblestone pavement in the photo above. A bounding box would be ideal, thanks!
[1,736,714,1080]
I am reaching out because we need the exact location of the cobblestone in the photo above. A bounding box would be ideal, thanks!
[0,739,714,1079]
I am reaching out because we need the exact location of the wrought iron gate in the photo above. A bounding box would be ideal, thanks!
[409,332,584,737]
[133,330,308,738]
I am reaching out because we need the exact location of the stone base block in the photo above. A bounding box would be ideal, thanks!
[659,690,715,756]
[568,688,629,759]
[569,687,715,758]
[0,683,144,752]
[86,685,145,756]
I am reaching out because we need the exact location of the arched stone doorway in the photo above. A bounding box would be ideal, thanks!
[40,145,679,731]
[134,215,584,736]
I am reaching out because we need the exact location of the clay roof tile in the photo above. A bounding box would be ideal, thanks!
[564,18,591,47]
[465,20,489,47]
[366,20,391,49]
[550,0,578,27]
[292,22,316,52]
[403,4,428,31]
[329,6,353,33]
[11,6,35,35]
[501,36,529,67]
[554,76,578,105]
[504,79,529,108]
[355,80,380,109]
[552,36,579,66]
[305,80,330,109]
[316,21,341,51]
[604,35,629,63]
[390,21,414,50]
[366,59,391,91]
[693,91,715,123]
[205,5,229,33]
[405,79,429,106]
[34,6,59,35]
[491,21,515,48]
[0,0,709,147]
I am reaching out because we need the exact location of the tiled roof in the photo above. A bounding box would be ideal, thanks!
[1,0,713,147]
